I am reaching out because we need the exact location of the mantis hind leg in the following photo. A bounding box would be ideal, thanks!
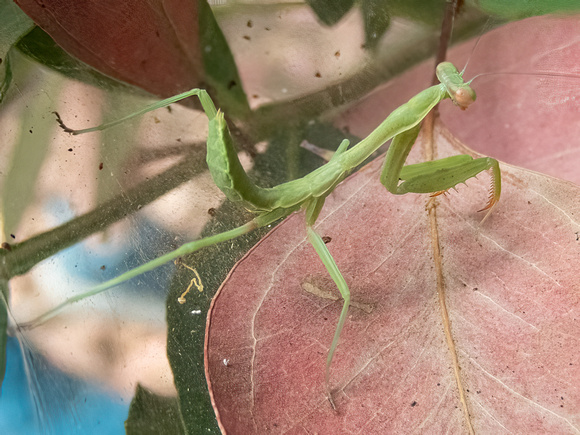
[305,212,350,409]
[19,207,290,330]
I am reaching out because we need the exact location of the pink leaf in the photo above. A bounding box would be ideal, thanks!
[205,120,579,432]
[205,16,580,431]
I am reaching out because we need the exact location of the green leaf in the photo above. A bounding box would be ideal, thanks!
[388,0,446,26]
[200,0,250,118]
[125,384,186,435]
[0,0,34,101]
[0,0,33,53]
[477,0,580,19]
[306,0,356,26]
[361,0,391,49]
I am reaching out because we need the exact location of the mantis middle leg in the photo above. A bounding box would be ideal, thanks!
[303,196,351,409]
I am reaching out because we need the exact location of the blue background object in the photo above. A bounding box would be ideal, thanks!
[0,336,129,434]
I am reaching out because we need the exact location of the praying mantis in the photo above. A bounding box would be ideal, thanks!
[22,61,501,403]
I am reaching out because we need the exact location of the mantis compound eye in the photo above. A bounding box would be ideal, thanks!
[453,87,476,110]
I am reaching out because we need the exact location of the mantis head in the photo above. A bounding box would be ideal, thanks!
[436,61,477,110]
[451,86,477,110]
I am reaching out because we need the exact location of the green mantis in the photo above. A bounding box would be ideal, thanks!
[23,61,501,403]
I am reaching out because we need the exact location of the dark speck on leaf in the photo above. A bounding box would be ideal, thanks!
[1,242,11,251]
[10,234,15,239]
[100,265,106,270]
[208,208,217,216]
[247,20,253,28]
[411,401,417,407]
[322,236,332,244]
[68,148,73,152]
[243,35,251,40]
[315,72,321,78]
[228,80,237,90]
[99,162,104,170]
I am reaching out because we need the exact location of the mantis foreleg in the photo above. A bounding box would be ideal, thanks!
[379,107,501,217]
[398,155,501,213]
[56,89,218,134]
[382,127,501,202]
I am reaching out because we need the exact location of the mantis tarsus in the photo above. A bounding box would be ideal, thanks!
[23,61,501,404]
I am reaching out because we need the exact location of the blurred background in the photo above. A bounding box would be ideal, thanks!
[0,0,579,433]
